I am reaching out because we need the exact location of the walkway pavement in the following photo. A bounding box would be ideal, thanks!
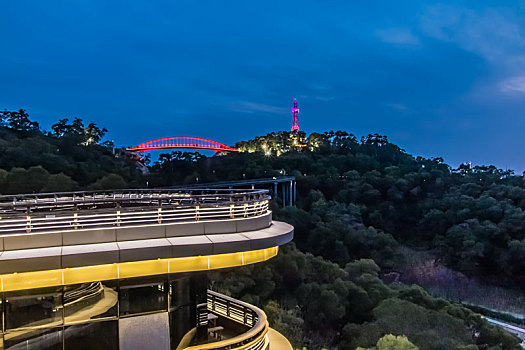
[268,328,293,350]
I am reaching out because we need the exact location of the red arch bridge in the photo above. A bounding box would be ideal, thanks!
[126,136,238,153]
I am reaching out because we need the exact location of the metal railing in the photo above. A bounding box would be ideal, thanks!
[56,282,106,317]
[183,176,296,189]
[0,189,270,214]
[0,200,269,235]
[187,290,269,350]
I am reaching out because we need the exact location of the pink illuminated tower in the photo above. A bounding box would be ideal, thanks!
[291,98,300,132]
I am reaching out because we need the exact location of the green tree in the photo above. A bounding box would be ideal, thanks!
[42,173,77,192]
[51,117,107,145]
[356,334,419,350]
[1,109,39,131]
[91,174,127,190]
[83,121,107,145]
[50,118,71,137]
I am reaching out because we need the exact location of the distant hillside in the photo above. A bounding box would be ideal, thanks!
[151,131,525,288]
[152,130,525,349]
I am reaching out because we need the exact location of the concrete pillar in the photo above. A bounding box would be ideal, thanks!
[293,181,296,206]
[289,181,293,206]
[119,313,170,350]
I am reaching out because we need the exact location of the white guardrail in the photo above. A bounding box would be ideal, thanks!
[0,200,269,234]
[0,189,269,212]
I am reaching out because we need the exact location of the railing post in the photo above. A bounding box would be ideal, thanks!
[158,208,162,224]
[244,203,248,218]
[230,204,235,219]
[116,210,121,226]
[26,215,31,233]
[195,205,200,221]
[73,213,78,230]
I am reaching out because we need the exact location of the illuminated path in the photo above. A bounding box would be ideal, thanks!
[484,317,525,343]
[267,328,293,350]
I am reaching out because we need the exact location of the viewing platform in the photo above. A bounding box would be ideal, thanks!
[0,188,294,349]
[0,188,292,291]
[178,290,292,350]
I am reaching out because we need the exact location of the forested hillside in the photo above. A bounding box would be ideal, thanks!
[150,131,525,349]
[211,246,519,349]
[2,109,523,349]
[152,131,525,291]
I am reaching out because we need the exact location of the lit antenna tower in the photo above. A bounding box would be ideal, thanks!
[291,98,300,132]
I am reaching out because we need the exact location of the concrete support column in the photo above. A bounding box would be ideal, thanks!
[289,181,293,206]
[293,181,296,206]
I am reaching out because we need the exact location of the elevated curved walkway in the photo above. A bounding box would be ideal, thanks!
[181,290,293,350]
[0,189,293,291]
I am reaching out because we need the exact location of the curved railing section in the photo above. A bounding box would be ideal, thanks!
[188,290,269,350]
[0,189,270,234]
[0,189,269,213]
[55,282,106,316]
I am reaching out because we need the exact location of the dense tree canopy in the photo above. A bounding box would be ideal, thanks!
[150,131,525,289]
[0,109,143,193]
[149,130,525,348]
[211,246,520,349]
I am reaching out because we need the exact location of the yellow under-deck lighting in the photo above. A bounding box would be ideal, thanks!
[0,246,278,292]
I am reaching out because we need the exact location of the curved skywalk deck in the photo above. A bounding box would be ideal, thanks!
[0,189,293,291]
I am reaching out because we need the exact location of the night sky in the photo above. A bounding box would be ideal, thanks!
[3,1,525,171]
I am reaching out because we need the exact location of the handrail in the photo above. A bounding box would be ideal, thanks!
[184,176,296,189]
[0,200,269,235]
[0,188,270,214]
[186,290,269,350]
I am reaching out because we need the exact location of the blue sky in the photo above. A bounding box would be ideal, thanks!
[3,1,525,170]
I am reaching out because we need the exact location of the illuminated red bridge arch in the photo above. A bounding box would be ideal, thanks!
[126,136,238,152]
